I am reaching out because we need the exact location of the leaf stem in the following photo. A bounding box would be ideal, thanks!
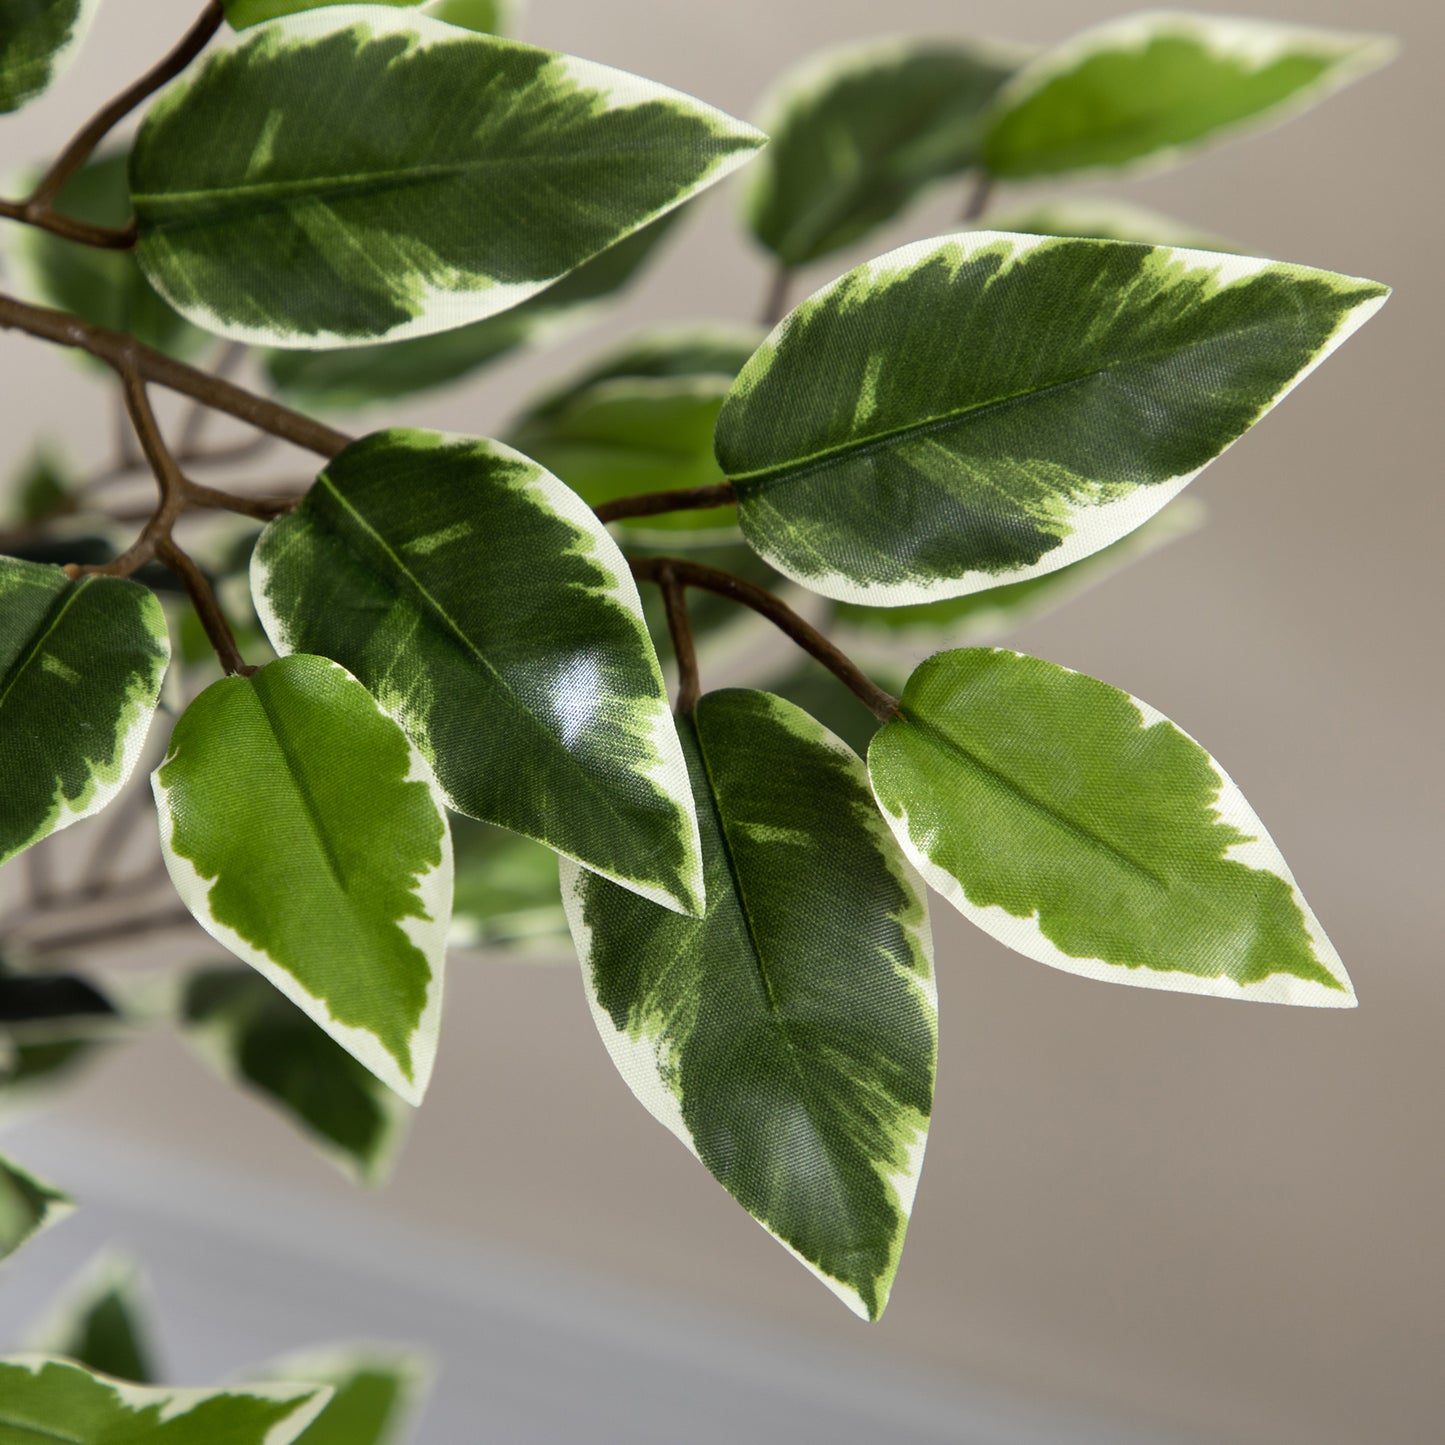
[655,564,701,714]
[0,291,351,458]
[5,2,223,243]
[594,481,735,524]
[629,555,900,722]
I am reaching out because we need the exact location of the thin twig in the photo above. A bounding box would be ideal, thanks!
[629,555,900,722]
[176,340,249,455]
[594,482,735,525]
[156,536,252,675]
[2,2,224,250]
[17,905,198,957]
[759,265,794,328]
[656,565,701,714]
[0,291,351,459]
[960,170,994,224]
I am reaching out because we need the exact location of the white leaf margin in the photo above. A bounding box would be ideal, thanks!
[151,656,452,1106]
[139,5,765,349]
[868,648,1356,1007]
[730,230,1389,607]
[980,10,1397,180]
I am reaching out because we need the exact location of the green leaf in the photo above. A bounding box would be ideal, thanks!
[510,326,761,545]
[131,9,764,347]
[714,231,1387,605]
[251,1347,428,1445]
[8,447,72,525]
[0,1155,73,1261]
[747,36,1022,266]
[979,199,1239,252]
[564,689,935,1320]
[0,559,171,868]
[0,0,96,113]
[0,1357,332,1443]
[13,151,208,361]
[835,497,1205,655]
[449,814,566,951]
[982,12,1394,179]
[0,959,119,1120]
[227,0,517,32]
[251,430,704,917]
[178,966,411,1183]
[262,212,681,411]
[762,657,883,762]
[869,648,1354,1006]
[26,1253,158,1384]
[152,654,452,1105]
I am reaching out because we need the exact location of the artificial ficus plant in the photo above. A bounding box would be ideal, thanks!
[0,0,1393,1418]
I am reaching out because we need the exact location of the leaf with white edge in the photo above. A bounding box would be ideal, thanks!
[178,966,411,1184]
[0,1155,73,1261]
[131,7,764,348]
[152,654,452,1105]
[0,1357,332,1443]
[511,326,761,545]
[13,152,209,363]
[0,559,170,868]
[26,1253,158,1383]
[262,212,681,411]
[868,648,1354,1006]
[563,688,935,1320]
[982,11,1395,180]
[715,231,1388,606]
[251,430,704,918]
[980,199,1238,253]
[835,497,1205,658]
[226,0,519,33]
[252,1347,429,1445]
[747,36,1024,266]
[0,0,97,113]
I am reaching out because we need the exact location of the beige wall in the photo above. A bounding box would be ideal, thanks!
[2,3,1441,1442]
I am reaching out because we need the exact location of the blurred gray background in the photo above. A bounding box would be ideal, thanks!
[1,2,1441,1442]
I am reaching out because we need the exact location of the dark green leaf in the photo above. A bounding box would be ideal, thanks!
[0,0,96,113]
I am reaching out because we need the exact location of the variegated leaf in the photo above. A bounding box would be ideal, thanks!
[564,689,935,1320]
[0,1357,331,1443]
[0,1154,72,1262]
[25,1253,158,1384]
[982,11,1394,179]
[131,7,764,347]
[0,0,97,114]
[225,0,519,34]
[714,231,1387,606]
[746,36,1024,266]
[152,654,452,1105]
[251,430,704,917]
[250,1347,429,1445]
[179,966,412,1184]
[868,648,1354,1005]
[0,559,170,868]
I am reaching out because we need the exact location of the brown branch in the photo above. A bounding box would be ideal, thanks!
[156,536,253,676]
[184,481,297,520]
[960,170,994,224]
[594,482,735,525]
[1,3,224,251]
[629,555,900,722]
[656,565,701,714]
[16,905,199,957]
[0,291,351,458]
[176,339,249,454]
[759,265,794,328]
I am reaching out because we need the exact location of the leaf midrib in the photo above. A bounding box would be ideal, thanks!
[0,575,90,717]
[0,1411,86,1444]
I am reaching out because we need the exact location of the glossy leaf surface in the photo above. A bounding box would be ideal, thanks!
[564,689,935,1320]
[263,213,681,410]
[180,966,411,1183]
[747,37,1021,265]
[0,0,96,113]
[152,654,452,1104]
[869,649,1354,1005]
[715,231,1386,605]
[131,8,764,346]
[0,1154,72,1261]
[0,1357,330,1444]
[0,559,170,868]
[983,12,1393,178]
[252,430,703,916]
